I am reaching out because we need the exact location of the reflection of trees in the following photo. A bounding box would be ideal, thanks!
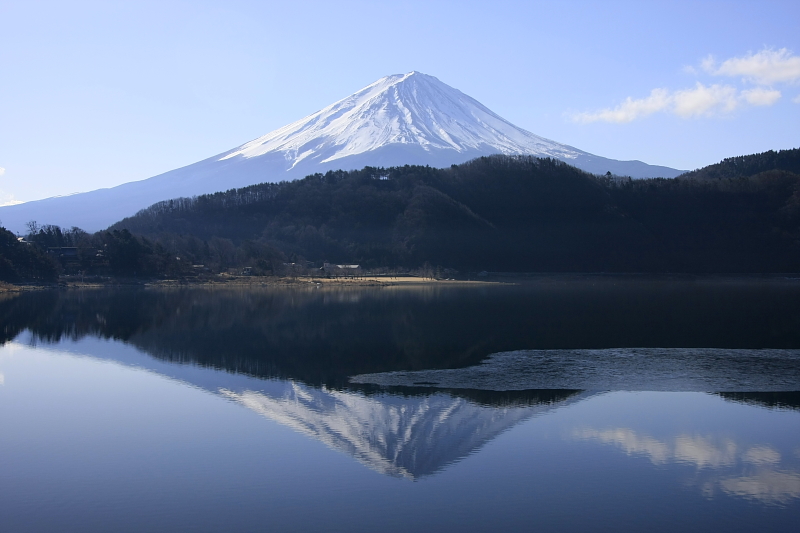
[352,386,584,408]
[0,292,58,344]
[2,287,526,387]
[717,392,800,411]
[2,279,800,389]
[412,388,582,408]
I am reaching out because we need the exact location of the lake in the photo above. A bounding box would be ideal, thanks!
[1,276,799,532]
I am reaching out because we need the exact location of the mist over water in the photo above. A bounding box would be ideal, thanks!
[1,277,799,532]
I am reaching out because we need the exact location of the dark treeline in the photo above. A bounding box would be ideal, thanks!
[0,227,58,281]
[110,149,800,273]
[610,167,800,272]
[3,148,799,280]
[110,157,644,272]
[678,148,800,181]
[1,222,190,280]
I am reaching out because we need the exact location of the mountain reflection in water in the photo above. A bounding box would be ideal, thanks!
[1,280,799,490]
[9,332,586,479]
[217,385,586,479]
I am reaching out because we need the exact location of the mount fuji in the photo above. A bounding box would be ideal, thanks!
[0,71,682,233]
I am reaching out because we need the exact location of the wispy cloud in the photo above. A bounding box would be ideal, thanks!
[703,48,800,85]
[572,89,671,124]
[672,83,739,117]
[573,48,796,124]
[741,88,782,106]
[0,168,21,206]
[0,189,23,207]
[572,83,758,123]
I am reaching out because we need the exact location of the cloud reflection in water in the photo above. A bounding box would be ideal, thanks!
[573,426,800,505]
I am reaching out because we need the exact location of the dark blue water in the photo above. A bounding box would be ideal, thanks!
[1,278,799,532]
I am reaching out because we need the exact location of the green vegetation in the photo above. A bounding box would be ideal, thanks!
[4,223,191,280]
[109,149,800,273]
[677,148,800,181]
[0,227,58,282]
[4,148,799,280]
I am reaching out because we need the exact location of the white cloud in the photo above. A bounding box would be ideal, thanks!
[0,169,23,206]
[672,83,739,117]
[700,55,717,74]
[705,48,800,85]
[573,83,753,123]
[741,88,782,106]
[573,48,798,124]
[573,81,786,124]
[0,190,23,207]
[572,89,671,124]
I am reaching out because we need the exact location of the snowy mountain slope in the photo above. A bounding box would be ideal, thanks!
[218,71,582,166]
[0,72,682,233]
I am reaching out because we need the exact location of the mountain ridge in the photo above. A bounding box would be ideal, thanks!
[1,71,683,233]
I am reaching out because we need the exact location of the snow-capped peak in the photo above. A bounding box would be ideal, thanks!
[219,71,582,167]
[0,71,682,233]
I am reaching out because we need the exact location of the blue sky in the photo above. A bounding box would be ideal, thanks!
[1,0,798,205]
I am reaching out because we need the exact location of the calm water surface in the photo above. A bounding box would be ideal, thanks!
[1,277,799,532]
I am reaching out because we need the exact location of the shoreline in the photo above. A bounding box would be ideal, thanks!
[2,272,799,293]
[0,275,500,292]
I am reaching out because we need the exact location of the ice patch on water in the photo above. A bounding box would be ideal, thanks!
[350,348,800,391]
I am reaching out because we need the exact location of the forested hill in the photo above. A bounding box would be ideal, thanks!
[111,157,653,272]
[0,227,58,282]
[677,148,800,181]
[107,153,800,273]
